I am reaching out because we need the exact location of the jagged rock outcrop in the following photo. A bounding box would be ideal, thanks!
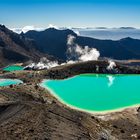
[0,25,52,67]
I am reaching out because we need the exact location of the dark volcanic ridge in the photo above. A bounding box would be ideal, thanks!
[1,24,140,68]
[0,25,55,67]
[23,28,140,60]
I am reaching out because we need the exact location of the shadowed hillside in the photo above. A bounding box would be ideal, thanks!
[24,28,140,60]
[0,25,52,67]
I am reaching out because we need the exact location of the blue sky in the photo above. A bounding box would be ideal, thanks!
[0,0,140,28]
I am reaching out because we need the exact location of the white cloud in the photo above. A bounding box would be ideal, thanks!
[47,24,59,29]
[11,28,22,34]
[11,26,45,34]
[21,26,35,33]
[74,30,80,36]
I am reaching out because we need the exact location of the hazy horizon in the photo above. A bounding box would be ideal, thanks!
[9,25,140,29]
[7,24,140,41]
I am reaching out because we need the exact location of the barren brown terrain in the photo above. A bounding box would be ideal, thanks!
[0,61,140,140]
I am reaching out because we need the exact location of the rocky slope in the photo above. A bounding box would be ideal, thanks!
[0,84,140,140]
[0,25,53,67]
[0,61,140,140]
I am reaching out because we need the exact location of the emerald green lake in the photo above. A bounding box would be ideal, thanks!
[41,74,140,113]
[3,65,24,72]
[0,79,23,87]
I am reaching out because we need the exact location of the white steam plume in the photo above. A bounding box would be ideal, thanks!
[67,35,100,62]
[107,60,116,70]
[24,34,100,70]
[24,57,59,70]
[67,35,76,46]
[76,45,100,61]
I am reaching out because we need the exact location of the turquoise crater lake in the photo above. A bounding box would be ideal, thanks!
[0,79,23,87]
[3,65,24,72]
[41,74,140,113]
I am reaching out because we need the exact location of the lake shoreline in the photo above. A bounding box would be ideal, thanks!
[40,75,140,115]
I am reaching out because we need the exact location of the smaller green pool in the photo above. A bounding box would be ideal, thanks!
[0,79,23,87]
[3,65,24,72]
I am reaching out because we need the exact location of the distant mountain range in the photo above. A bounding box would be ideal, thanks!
[23,28,140,60]
[11,26,138,34]
[0,24,140,67]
